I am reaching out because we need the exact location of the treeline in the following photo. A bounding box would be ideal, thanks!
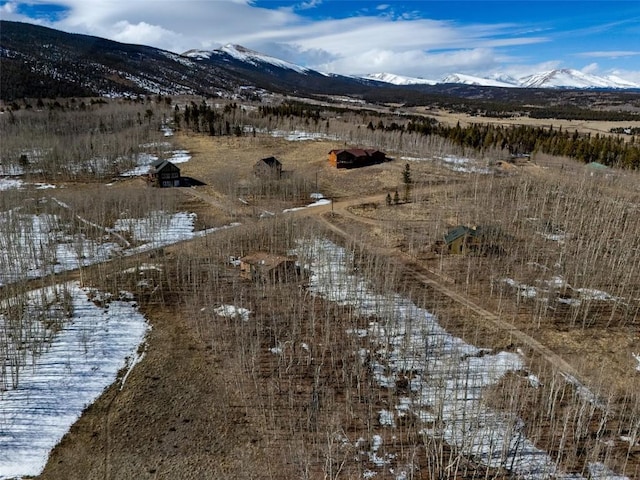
[371,119,640,168]
[258,102,322,121]
[611,127,640,135]
[176,100,248,136]
[251,100,640,168]
[257,100,383,120]
[527,106,640,121]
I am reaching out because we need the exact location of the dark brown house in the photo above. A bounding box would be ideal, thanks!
[148,160,181,187]
[328,149,386,169]
[239,252,298,282]
[253,156,282,178]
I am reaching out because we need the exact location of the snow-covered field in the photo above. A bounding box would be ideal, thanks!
[0,209,117,285]
[0,283,149,479]
[402,155,492,174]
[120,148,192,177]
[0,207,238,286]
[246,126,341,142]
[295,238,627,480]
[0,195,240,476]
[0,178,56,190]
[503,275,622,306]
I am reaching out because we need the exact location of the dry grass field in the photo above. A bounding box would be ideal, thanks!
[30,126,640,479]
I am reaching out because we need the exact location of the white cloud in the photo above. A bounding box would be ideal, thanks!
[1,1,16,14]
[315,47,508,79]
[581,62,599,74]
[111,21,182,48]
[0,1,48,24]
[295,0,322,10]
[244,16,545,78]
[576,50,640,59]
[37,0,298,52]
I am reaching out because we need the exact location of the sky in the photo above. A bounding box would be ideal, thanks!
[1,0,640,82]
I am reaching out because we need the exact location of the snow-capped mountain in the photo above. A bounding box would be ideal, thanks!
[364,72,437,86]
[487,73,521,86]
[440,73,516,88]
[182,42,379,96]
[185,45,640,91]
[519,69,639,89]
[184,44,313,75]
[369,68,639,89]
[604,74,640,89]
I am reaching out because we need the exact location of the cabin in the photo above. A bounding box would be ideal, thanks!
[441,225,504,255]
[328,149,386,169]
[148,160,181,187]
[254,156,282,178]
[239,252,298,283]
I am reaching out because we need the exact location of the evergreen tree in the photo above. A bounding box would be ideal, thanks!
[402,163,413,202]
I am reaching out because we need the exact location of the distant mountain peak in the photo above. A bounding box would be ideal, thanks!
[219,44,259,56]
[364,72,437,86]
[440,73,515,88]
[211,43,312,74]
[518,68,639,89]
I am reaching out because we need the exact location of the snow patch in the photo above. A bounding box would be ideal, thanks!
[214,305,251,321]
[282,198,331,213]
[0,283,149,479]
[633,353,640,372]
[295,238,621,479]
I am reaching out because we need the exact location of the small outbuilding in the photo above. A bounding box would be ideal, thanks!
[585,162,610,176]
[254,156,282,178]
[239,252,298,282]
[328,149,386,169]
[148,159,181,187]
[440,225,504,255]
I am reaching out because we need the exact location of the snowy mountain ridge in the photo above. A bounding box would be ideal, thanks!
[366,68,640,89]
[184,44,313,75]
[440,73,516,88]
[518,69,639,89]
[363,72,437,86]
[184,44,639,90]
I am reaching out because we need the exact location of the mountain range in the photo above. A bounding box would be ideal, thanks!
[365,70,640,89]
[1,20,639,103]
[184,44,640,90]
